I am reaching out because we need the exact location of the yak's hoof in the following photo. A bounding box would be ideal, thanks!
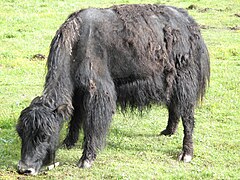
[160,129,175,136]
[178,151,192,163]
[77,159,93,169]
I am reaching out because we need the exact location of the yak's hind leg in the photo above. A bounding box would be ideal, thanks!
[176,73,197,163]
[178,103,195,163]
[162,74,196,162]
[160,101,180,136]
[77,78,116,168]
[63,91,84,149]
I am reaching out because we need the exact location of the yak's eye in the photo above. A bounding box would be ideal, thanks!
[41,134,48,142]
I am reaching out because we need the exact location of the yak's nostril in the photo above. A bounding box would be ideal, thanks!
[23,168,37,175]
[24,169,32,174]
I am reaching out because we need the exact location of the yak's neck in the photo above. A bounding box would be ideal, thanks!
[42,31,75,110]
[42,71,74,110]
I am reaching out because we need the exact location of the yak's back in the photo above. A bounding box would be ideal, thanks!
[111,4,204,66]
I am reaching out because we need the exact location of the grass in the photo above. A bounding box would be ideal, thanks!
[0,0,240,179]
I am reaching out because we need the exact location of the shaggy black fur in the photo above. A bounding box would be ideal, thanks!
[17,4,210,175]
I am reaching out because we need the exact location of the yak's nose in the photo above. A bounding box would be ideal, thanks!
[17,161,38,175]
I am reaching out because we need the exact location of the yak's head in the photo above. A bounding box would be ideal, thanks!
[16,97,67,175]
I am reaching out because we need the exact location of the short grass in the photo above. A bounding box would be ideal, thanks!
[0,0,240,179]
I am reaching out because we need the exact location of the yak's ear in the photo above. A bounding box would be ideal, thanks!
[53,104,68,115]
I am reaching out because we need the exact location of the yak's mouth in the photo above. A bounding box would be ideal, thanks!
[17,160,41,175]
[17,152,56,175]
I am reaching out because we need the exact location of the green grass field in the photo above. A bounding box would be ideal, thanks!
[0,0,240,179]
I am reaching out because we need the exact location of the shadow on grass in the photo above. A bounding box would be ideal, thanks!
[106,127,183,160]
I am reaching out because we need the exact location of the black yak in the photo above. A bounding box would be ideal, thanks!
[16,4,210,175]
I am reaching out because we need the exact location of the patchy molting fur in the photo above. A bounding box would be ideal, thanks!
[17,4,210,175]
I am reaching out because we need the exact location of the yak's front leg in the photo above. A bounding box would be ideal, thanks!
[63,91,84,149]
[63,109,82,149]
[78,79,116,168]
[178,103,195,163]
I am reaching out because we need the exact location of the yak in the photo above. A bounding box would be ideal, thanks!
[16,4,210,175]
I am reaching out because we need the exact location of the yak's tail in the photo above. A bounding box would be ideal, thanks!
[198,39,210,103]
[42,11,82,114]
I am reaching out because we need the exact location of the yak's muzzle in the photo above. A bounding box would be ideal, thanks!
[17,160,40,176]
